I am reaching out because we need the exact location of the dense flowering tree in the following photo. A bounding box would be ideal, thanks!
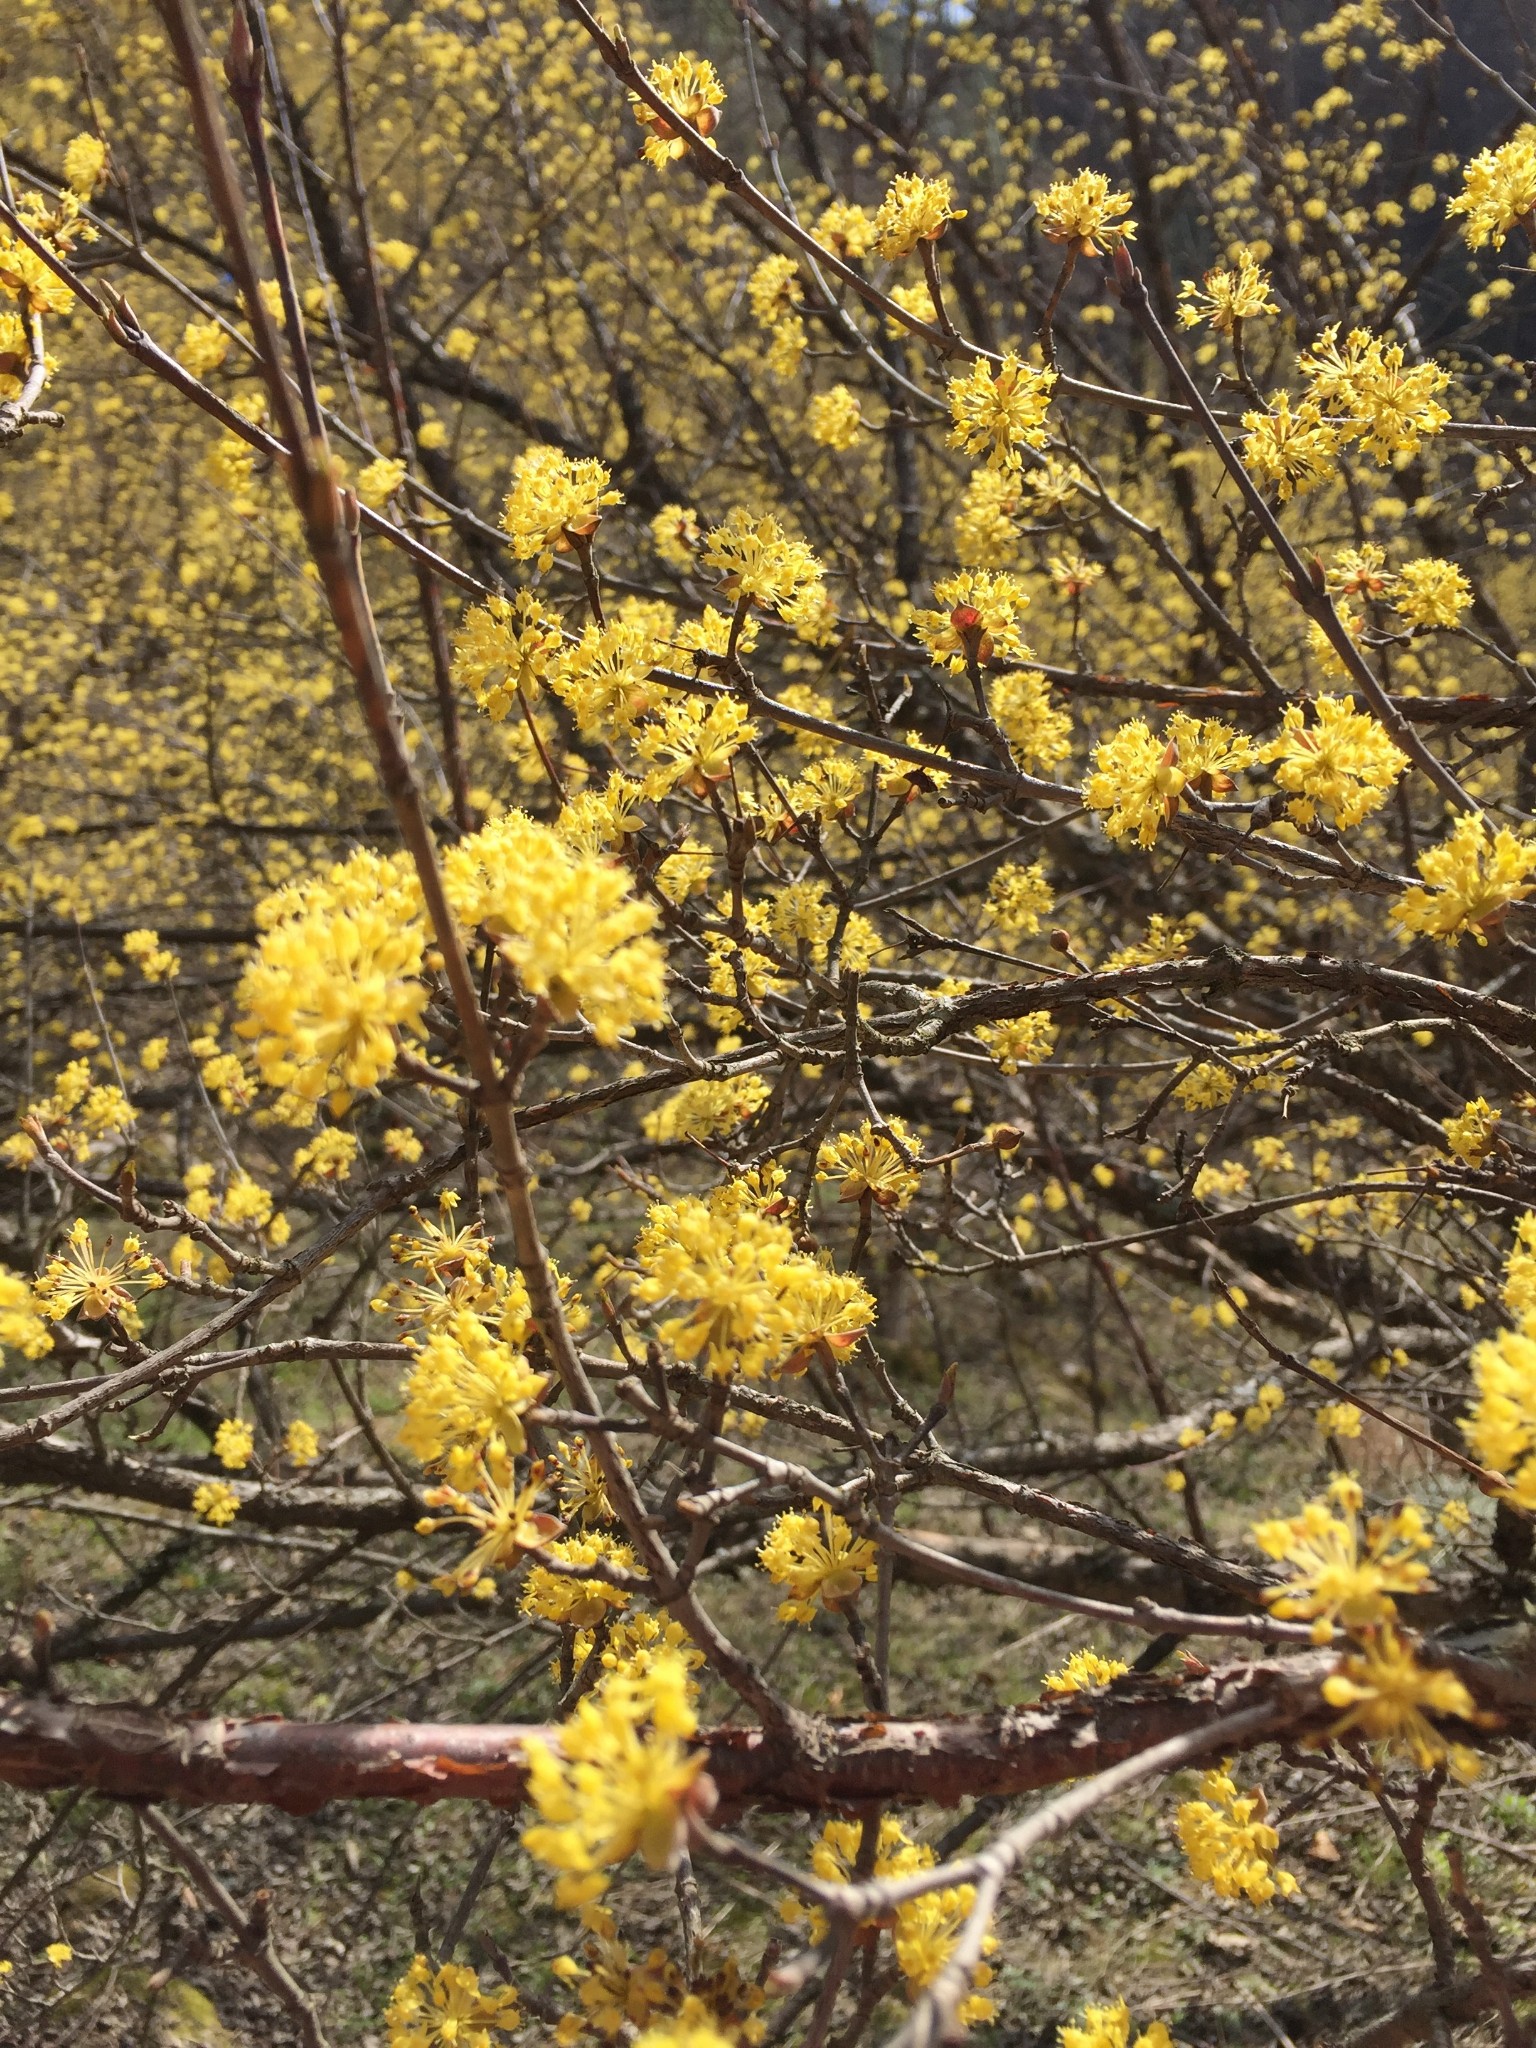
[1,0,1535,2042]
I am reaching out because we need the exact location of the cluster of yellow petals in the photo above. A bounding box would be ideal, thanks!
[1177,1764,1299,1906]
[1252,1475,1433,1639]
[632,1179,874,1380]
[1392,811,1536,945]
[521,1650,707,1908]
[757,1506,878,1623]
[816,1117,922,1212]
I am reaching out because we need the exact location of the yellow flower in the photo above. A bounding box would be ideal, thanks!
[384,1954,521,2048]
[235,848,427,1109]
[399,1307,550,1467]
[913,569,1030,672]
[815,199,877,259]
[634,698,756,800]
[990,668,1073,770]
[872,173,966,258]
[1177,1764,1298,1906]
[122,927,180,982]
[555,619,663,739]
[700,509,824,617]
[416,1442,560,1595]
[746,254,801,327]
[1086,713,1253,846]
[192,1481,240,1526]
[1042,1648,1129,1694]
[1298,325,1450,463]
[442,811,666,1043]
[651,503,701,569]
[1033,170,1136,253]
[1322,1627,1483,1777]
[522,1531,638,1628]
[1392,557,1472,629]
[987,860,1054,936]
[817,1118,922,1211]
[502,446,622,571]
[521,1653,707,1907]
[977,1011,1058,1073]
[62,133,107,199]
[946,352,1057,469]
[1442,1096,1501,1167]
[807,384,862,450]
[355,455,408,509]
[1048,553,1104,599]
[284,1419,320,1466]
[1252,1479,1434,1633]
[1060,1998,1173,2048]
[1392,812,1536,945]
[757,1506,877,1623]
[43,1941,73,1968]
[1241,392,1341,498]
[213,1417,255,1471]
[33,1217,164,1326]
[1447,127,1536,248]
[1262,696,1407,831]
[1464,1324,1536,1508]
[630,55,725,168]
[1176,254,1278,331]
[641,1074,771,1144]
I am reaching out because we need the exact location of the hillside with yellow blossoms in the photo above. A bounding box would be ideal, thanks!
[2,0,1536,2043]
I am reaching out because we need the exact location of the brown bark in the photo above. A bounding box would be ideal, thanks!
[3,1648,1530,1816]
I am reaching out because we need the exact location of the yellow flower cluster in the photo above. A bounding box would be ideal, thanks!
[385,1955,521,2048]
[1033,170,1136,253]
[1060,1999,1172,2048]
[235,847,427,1113]
[1443,1096,1500,1166]
[1393,811,1536,944]
[1322,1628,1482,1778]
[1465,1324,1536,1510]
[976,1010,1058,1073]
[817,1118,922,1211]
[631,55,725,168]
[1176,254,1277,332]
[1041,1648,1129,1695]
[1177,1764,1298,1906]
[0,1269,52,1359]
[1298,325,1451,463]
[872,174,965,259]
[521,1651,706,1907]
[503,446,622,571]
[990,668,1073,770]
[946,353,1057,469]
[192,1480,240,1526]
[987,860,1054,935]
[2,1055,135,1167]
[641,1074,771,1145]
[633,1181,875,1379]
[783,1816,997,2027]
[416,1441,559,1596]
[1393,556,1472,629]
[522,1531,639,1629]
[443,811,666,1042]
[635,699,756,799]
[757,1506,877,1622]
[1447,127,1536,248]
[807,385,862,449]
[1262,696,1406,830]
[700,510,825,620]
[1252,1476,1433,1640]
[452,591,564,721]
[33,1217,164,1329]
[1086,714,1253,846]
[914,569,1030,672]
